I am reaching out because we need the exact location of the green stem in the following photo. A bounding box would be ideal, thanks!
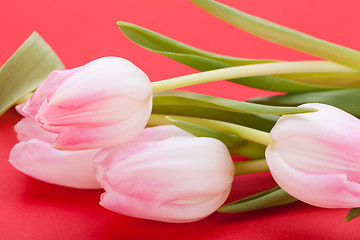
[151,61,357,93]
[190,117,271,146]
[234,159,269,176]
[148,114,271,146]
[148,114,171,126]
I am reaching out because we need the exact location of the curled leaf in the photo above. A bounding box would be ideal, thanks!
[190,0,360,70]
[154,91,317,115]
[0,32,64,115]
[218,186,298,213]
[118,21,344,92]
[249,88,360,118]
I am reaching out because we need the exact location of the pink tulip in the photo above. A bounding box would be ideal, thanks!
[92,125,235,223]
[9,108,101,189]
[21,57,152,150]
[266,103,360,208]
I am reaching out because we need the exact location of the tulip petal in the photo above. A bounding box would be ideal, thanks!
[266,149,360,208]
[100,186,231,223]
[22,68,78,120]
[47,57,152,106]
[14,118,57,143]
[132,125,193,142]
[15,102,27,117]
[9,139,100,189]
[271,103,360,144]
[269,136,360,182]
[54,103,152,150]
[37,95,152,128]
[270,103,360,182]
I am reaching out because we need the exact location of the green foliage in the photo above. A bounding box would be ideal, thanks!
[190,0,360,70]
[345,208,360,222]
[0,32,64,115]
[167,116,266,159]
[218,186,298,213]
[154,91,317,116]
[249,88,360,118]
[118,21,342,92]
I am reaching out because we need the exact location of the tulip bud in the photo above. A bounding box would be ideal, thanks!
[9,108,100,189]
[21,57,152,150]
[266,103,360,208]
[92,125,235,223]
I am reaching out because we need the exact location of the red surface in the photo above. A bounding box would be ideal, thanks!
[1,0,360,239]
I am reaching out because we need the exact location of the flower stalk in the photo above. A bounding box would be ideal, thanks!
[234,159,269,176]
[148,114,271,146]
[151,61,357,93]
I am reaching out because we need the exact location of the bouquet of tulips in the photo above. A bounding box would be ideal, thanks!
[2,0,360,223]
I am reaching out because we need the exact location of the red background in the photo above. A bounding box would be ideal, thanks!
[1,0,360,239]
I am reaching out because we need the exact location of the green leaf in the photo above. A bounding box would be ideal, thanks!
[154,91,317,115]
[0,32,64,115]
[229,75,339,93]
[345,208,360,222]
[166,116,266,158]
[218,186,298,213]
[276,72,360,88]
[118,21,341,93]
[152,103,277,132]
[248,88,360,118]
[167,116,244,148]
[190,0,360,70]
[117,21,272,66]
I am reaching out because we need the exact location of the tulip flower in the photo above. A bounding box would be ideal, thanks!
[9,105,101,189]
[266,103,360,208]
[92,125,235,223]
[21,57,153,150]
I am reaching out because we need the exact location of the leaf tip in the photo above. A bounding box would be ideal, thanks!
[217,205,229,213]
[344,207,360,222]
[344,215,355,222]
[31,30,40,36]
[116,21,134,28]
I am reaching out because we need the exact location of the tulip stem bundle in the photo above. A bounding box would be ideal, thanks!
[181,117,271,146]
[148,114,271,146]
[151,61,357,94]
[233,159,269,176]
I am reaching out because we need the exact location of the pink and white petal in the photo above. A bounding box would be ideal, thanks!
[272,103,360,144]
[94,137,233,207]
[270,135,360,184]
[22,68,79,119]
[14,118,57,143]
[132,125,193,142]
[37,95,151,128]
[100,186,231,223]
[48,57,152,106]
[9,139,100,189]
[54,103,152,150]
[15,102,27,117]
[266,149,360,208]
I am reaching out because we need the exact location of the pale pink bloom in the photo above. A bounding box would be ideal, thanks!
[9,110,100,189]
[21,57,152,150]
[92,125,234,223]
[266,103,360,208]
